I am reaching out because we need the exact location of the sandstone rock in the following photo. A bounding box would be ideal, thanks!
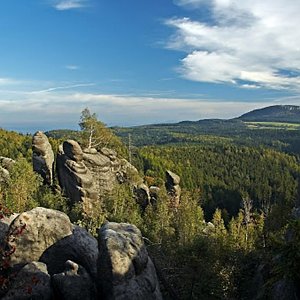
[0,157,15,183]
[0,213,19,248]
[98,222,162,300]
[32,131,54,185]
[166,170,180,186]
[134,183,151,210]
[6,207,73,267]
[52,260,96,300]
[2,262,52,300]
[165,170,181,208]
[0,156,15,170]
[57,140,98,214]
[40,225,98,279]
[63,140,84,162]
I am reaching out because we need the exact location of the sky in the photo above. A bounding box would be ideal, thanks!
[1,0,300,132]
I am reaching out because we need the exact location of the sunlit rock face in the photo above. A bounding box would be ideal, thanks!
[32,131,54,185]
[98,222,163,300]
[6,207,73,266]
[165,170,181,208]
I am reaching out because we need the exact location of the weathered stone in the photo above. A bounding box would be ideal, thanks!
[63,140,84,162]
[166,170,180,186]
[0,156,15,170]
[57,140,98,214]
[32,131,54,185]
[0,213,18,248]
[40,225,98,279]
[6,207,73,267]
[2,262,52,300]
[165,170,181,208]
[134,183,151,210]
[52,260,96,300]
[0,157,15,183]
[98,222,162,300]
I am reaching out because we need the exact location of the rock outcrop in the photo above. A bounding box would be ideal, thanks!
[165,170,181,208]
[98,222,162,300]
[7,207,73,267]
[0,156,15,183]
[32,131,54,185]
[134,183,151,209]
[52,260,96,300]
[1,208,162,300]
[40,225,98,279]
[56,140,98,214]
[57,140,144,214]
[2,262,52,300]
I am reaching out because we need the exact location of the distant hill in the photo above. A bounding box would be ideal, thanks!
[238,105,300,123]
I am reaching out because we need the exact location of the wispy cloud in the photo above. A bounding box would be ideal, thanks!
[65,65,79,70]
[29,83,95,94]
[53,0,88,11]
[1,88,298,132]
[167,0,300,90]
[0,78,19,85]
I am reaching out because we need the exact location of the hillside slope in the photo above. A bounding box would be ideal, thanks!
[238,105,300,123]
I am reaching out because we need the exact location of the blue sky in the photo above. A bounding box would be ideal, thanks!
[0,0,300,132]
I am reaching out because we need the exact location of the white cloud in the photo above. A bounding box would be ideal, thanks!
[65,65,79,70]
[168,0,300,90]
[53,0,87,11]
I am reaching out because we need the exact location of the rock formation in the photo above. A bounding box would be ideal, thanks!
[2,262,52,300]
[56,140,98,215]
[7,207,73,267]
[1,207,162,300]
[0,156,15,184]
[32,131,54,185]
[134,183,151,209]
[98,222,162,300]
[57,140,145,214]
[165,170,181,208]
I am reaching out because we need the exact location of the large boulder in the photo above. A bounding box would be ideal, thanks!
[32,131,54,185]
[165,170,181,208]
[52,260,96,300]
[98,222,162,300]
[2,262,52,300]
[6,207,73,267]
[40,225,98,279]
[0,157,15,184]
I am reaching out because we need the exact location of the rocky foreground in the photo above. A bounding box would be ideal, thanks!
[0,207,162,300]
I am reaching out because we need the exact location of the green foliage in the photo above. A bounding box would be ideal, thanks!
[79,108,128,157]
[103,184,143,227]
[2,158,41,212]
[142,188,175,245]
[138,143,299,221]
[0,129,32,160]
[36,186,69,213]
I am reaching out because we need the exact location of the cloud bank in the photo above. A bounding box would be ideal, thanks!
[0,88,296,132]
[168,0,300,90]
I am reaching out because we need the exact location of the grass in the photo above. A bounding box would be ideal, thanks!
[245,122,300,130]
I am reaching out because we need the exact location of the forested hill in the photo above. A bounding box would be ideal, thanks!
[238,105,300,123]
[113,105,300,155]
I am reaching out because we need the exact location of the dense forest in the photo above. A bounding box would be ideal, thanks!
[1,106,300,299]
